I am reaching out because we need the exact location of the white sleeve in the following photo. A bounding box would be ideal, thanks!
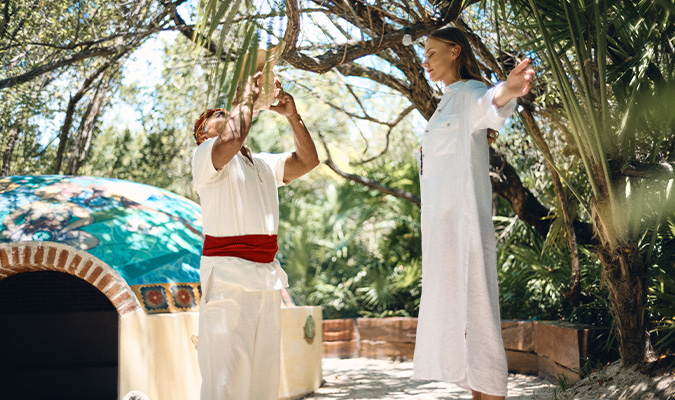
[256,152,292,187]
[469,81,518,133]
[191,138,219,187]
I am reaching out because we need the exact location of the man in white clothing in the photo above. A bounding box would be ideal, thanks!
[192,74,319,399]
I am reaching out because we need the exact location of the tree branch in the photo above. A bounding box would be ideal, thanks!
[620,162,675,180]
[324,159,421,206]
[387,46,437,119]
[1,1,182,90]
[489,147,551,237]
[53,54,125,174]
[318,129,421,206]
[357,104,416,165]
[335,63,410,95]
[283,0,432,73]
[0,47,119,90]
[0,25,172,54]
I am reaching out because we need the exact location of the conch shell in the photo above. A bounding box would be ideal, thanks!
[255,41,285,111]
[236,41,286,112]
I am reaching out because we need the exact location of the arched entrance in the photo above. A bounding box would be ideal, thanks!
[0,271,117,399]
[0,242,142,400]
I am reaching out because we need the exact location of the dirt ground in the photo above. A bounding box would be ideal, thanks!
[540,360,675,400]
[301,357,675,400]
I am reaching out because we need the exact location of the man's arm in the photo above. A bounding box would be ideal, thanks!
[269,81,320,183]
[283,112,320,183]
[210,74,261,170]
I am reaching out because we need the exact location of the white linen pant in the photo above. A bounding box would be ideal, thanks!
[198,281,281,400]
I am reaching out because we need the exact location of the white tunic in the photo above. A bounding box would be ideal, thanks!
[412,80,517,396]
[192,138,291,399]
[192,137,291,291]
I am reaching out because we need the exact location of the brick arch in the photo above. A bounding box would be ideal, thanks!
[0,241,141,315]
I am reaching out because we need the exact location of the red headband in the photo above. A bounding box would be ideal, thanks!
[194,108,227,145]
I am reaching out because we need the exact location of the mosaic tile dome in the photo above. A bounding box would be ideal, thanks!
[0,175,203,287]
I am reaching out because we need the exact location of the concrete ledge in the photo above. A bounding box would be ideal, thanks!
[360,340,415,360]
[502,320,534,352]
[534,320,605,384]
[323,318,607,382]
[537,354,580,384]
[357,317,417,343]
[322,340,358,358]
[506,349,538,374]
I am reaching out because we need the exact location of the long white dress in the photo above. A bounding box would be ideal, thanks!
[412,80,517,397]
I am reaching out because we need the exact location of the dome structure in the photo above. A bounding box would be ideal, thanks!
[0,175,321,399]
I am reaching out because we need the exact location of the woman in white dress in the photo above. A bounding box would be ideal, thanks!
[412,27,535,400]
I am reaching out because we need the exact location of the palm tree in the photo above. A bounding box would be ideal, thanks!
[506,0,675,365]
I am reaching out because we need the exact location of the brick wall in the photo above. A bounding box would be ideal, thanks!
[0,242,141,315]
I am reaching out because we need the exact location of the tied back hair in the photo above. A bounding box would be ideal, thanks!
[429,27,499,145]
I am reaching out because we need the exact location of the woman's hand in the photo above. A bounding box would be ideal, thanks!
[493,58,535,107]
[505,58,535,97]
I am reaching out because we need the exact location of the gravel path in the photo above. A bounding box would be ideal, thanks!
[302,357,557,399]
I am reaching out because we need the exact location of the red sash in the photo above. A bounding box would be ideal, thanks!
[202,234,278,263]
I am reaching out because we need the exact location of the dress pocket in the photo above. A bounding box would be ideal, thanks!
[428,114,460,155]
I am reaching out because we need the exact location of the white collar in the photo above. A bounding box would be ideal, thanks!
[443,80,468,94]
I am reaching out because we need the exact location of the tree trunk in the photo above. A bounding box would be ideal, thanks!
[1,123,20,176]
[53,54,125,174]
[66,75,111,175]
[597,240,646,365]
[489,147,552,237]
[53,93,81,174]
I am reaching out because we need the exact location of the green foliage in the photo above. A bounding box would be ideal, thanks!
[493,127,610,325]
[277,154,422,319]
[495,215,612,325]
[648,214,675,354]
[1,0,134,80]
[557,373,572,391]
[510,0,675,227]
[1,0,179,177]
[0,75,59,175]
